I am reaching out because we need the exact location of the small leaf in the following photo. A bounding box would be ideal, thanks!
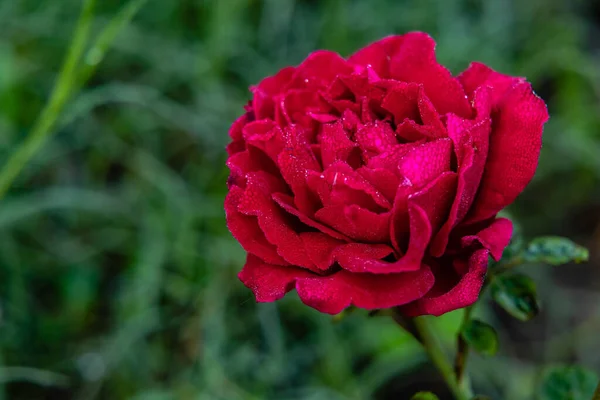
[538,365,598,400]
[411,392,440,400]
[523,236,589,265]
[490,274,540,321]
[461,319,499,356]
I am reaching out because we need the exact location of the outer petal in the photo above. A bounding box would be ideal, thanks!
[401,249,489,316]
[296,265,435,314]
[288,50,355,90]
[466,82,549,224]
[458,62,522,102]
[386,33,472,117]
[251,67,295,119]
[239,254,313,302]
[225,186,288,266]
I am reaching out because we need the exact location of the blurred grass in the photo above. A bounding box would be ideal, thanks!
[0,0,599,399]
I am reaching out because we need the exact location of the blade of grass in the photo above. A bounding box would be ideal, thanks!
[78,0,150,86]
[0,0,96,198]
[0,0,149,199]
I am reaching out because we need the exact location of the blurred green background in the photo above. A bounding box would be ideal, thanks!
[0,0,599,399]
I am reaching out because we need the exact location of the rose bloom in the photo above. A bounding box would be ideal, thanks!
[225,32,548,316]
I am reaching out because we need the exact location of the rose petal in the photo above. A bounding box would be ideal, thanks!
[461,217,513,261]
[401,249,489,316]
[277,125,322,214]
[399,138,453,187]
[272,193,350,241]
[417,87,446,136]
[319,121,360,168]
[354,121,398,160]
[251,67,295,119]
[296,265,435,314]
[357,167,400,202]
[225,186,288,266]
[334,242,395,272]
[289,50,355,90]
[239,172,316,270]
[381,82,421,124]
[239,254,313,302]
[387,32,472,117]
[300,232,343,271]
[315,205,391,243]
[458,62,523,102]
[466,82,549,224]
[430,117,491,256]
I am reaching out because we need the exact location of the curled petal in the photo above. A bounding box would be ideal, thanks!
[461,217,513,261]
[296,265,435,314]
[401,249,489,316]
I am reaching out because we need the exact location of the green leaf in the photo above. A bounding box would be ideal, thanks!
[538,365,599,400]
[523,236,589,265]
[460,319,499,356]
[411,392,440,400]
[490,274,540,321]
[471,396,492,400]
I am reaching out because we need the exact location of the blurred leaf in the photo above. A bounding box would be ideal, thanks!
[471,396,492,400]
[523,236,589,265]
[460,319,499,356]
[490,274,540,321]
[411,391,440,400]
[538,365,598,400]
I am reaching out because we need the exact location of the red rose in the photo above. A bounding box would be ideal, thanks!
[225,32,548,316]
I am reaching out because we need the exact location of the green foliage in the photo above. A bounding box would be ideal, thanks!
[460,319,499,356]
[523,236,589,265]
[490,274,540,322]
[538,365,599,400]
[411,391,440,400]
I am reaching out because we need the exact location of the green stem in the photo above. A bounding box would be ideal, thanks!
[0,0,97,199]
[454,304,475,382]
[413,316,471,400]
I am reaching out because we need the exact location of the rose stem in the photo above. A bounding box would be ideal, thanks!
[412,316,472,400]
[454,304,475,382]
